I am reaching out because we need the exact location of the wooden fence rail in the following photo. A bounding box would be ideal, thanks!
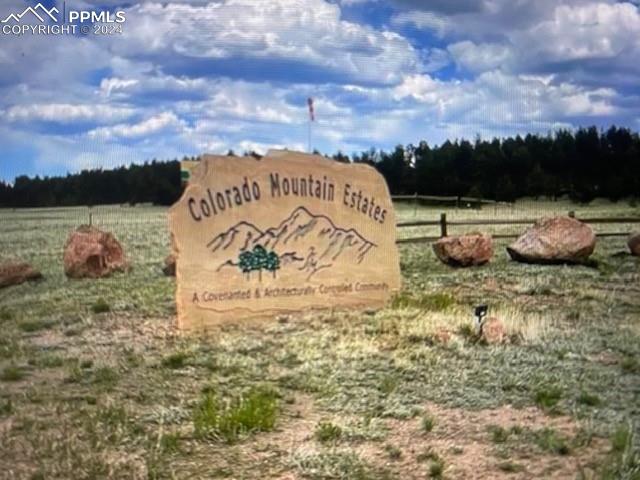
[392,194,513,207]
[396,212,640,244]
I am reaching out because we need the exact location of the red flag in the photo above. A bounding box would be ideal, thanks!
[307,97,315,121]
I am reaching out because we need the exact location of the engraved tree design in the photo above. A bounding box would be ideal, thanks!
[265,251,280,278]
[251,245,268,281]
[237,245,280,281]
[238,250,253,280]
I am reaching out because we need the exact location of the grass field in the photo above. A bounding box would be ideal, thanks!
[1,201,639,479]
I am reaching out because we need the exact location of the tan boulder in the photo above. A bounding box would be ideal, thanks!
[480,317,506,344]
[432,233,493,267]
[0,261,42,288]
[507,216,595,264]
[628,232,640,256]
[63,226,128,278]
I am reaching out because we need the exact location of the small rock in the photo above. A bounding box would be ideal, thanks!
[434,328,452,345]
[484,277,499,291]
[481,317,506,344]
[0,261,42,288]
[628,232,640,256]
[507,216,595,264]
[432,233,493,267]
[162,254,176,276]
[63,225,128,279]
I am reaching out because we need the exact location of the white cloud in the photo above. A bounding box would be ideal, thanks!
[389,0,640,118]
[99,74,211,100]
[421,48,451,72]
[447,41,512,73]
[100,78,140,97]
[236,140,307,154]
[176,78,303,124]
[87,112,186,140]
[392,71,619,127]
[107,0,423,84]
[514,2,640,64]
[392,0,601,38]
[395,1,640,80]
[5,103,135,123]
[193,136,229,153]
[392,10,451,36]
[127,75,352,125]
[208,91,295,124]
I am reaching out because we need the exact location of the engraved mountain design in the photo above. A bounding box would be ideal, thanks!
[208,206,377,280]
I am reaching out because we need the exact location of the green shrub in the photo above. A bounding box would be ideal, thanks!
[621,356,639,374]
[314,421,343,443]
[160,432,181,453]
[488,425,510,443]
[161,352,190,369]
[30,354,65,368]
[91,299,111,314]
[428,457,445,478]
[0,399,12,416]
[534,386,562,410]
[18,318,57,333]
[0,308,12,321]
[384,444,402,460]
[89,404,130,445]
[611,424,633,453]
[421,414,436,433]
[378,375,398,396]
[80,359,94,369]
[598,424,640,479]
[498,461,525,473]
[457,323,477,340]
[92,366,119,387]
[534,428,570,455]
[97,404,128,427]
[577,391,601,407]
[1,365,25,382]
[416,448,440,464]
[193,387,278,442]
[391,292,455,311]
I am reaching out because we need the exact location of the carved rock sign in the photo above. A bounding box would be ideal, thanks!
[169,150,401,330]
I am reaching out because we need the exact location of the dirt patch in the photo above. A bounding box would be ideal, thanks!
[184,399,609,479]
[364,402,608,479]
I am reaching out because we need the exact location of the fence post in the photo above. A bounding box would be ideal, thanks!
[413,192,418,217]
[440,213,447,237]
[89,212,92,226]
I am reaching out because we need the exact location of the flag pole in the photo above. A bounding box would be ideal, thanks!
[307,97,314,153]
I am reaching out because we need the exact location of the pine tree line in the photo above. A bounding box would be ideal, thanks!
[0,126,638,208]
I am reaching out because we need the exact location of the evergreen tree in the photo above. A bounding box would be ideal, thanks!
[1,126,639,207]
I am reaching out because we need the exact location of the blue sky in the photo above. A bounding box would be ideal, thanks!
[1,0,639,182]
